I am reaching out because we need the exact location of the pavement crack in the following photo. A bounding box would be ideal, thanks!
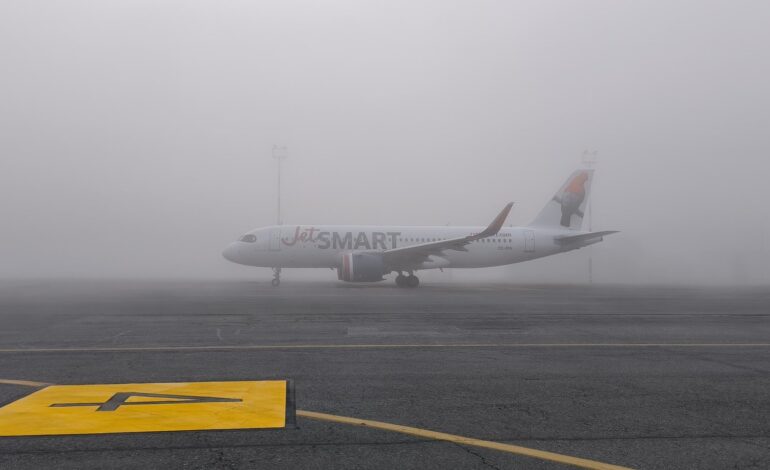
[453,443,502,470]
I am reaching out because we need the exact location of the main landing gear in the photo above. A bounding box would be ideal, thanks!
[271,267,281,287]
[395,272,419,288]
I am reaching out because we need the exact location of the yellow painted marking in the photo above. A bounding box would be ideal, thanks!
[0,379,49,387]
[0,343,766,354]
[0,381,287,436]
[0,379,629,468]
[298,410,632,470]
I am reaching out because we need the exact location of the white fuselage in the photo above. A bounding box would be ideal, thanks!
[222,224,593,270]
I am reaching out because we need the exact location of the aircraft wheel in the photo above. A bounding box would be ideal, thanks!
[395,274,407,287]
[406,275,420,288]
[271,278,280,287]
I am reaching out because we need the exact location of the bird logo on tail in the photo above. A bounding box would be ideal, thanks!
[554,171,589,227]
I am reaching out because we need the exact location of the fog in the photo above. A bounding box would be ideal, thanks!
[1,0,768,284]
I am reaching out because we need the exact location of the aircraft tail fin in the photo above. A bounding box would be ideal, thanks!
[529,169,594,230]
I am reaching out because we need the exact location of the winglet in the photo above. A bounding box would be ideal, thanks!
[472,202,513,240]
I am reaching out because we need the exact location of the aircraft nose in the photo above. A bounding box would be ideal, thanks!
[222,243,239,262]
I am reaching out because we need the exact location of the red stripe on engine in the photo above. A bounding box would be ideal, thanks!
[343,254,351,281]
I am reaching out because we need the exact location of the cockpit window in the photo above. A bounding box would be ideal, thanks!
[239,234,257,243]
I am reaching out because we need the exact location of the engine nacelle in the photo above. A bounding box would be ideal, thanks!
[338,252,387,282]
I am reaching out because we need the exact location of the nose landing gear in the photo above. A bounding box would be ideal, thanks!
[395,272,419,288]
[271,267,281,287]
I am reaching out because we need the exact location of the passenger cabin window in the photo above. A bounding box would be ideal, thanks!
[240,234,257,243]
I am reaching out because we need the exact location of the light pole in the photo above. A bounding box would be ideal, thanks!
[270,145,288,287]
[272,145,288,225]
[582,150,598,284]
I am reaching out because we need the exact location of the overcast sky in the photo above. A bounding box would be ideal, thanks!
[1,0,768,284]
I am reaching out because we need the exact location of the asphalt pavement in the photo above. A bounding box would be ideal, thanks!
[0,280,768,469]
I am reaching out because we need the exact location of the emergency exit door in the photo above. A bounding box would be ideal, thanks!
[524,230,535,253]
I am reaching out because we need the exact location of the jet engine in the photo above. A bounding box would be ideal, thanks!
[338,252,387,282]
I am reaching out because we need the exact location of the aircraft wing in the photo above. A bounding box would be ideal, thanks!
[381,203,513,270]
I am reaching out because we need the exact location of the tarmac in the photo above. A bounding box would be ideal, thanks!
[0,280,768,469]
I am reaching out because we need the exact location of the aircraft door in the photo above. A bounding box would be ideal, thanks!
[268,228,282,251]
[524,230,535,253]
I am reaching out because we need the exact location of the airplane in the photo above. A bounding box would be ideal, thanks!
[222,169,617,287]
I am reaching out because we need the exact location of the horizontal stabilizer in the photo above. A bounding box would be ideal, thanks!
[554,230,619,245]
